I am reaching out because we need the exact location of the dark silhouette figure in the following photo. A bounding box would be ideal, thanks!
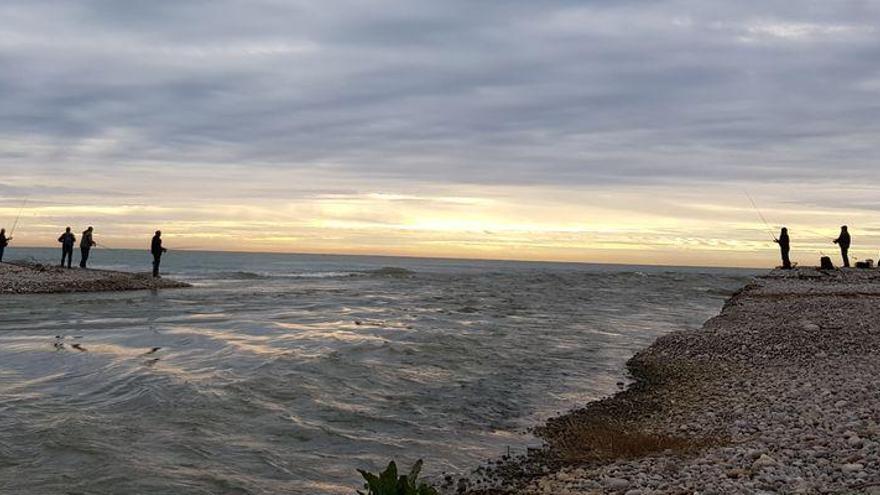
[0,228,11,263]
[151,230,167,278]
[58,227,76,268]
[80,226,97,269]
[833,225,851,268]
[775,227,791,269]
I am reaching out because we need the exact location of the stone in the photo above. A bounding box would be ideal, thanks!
[748,449,766,460]
[726,468,748,479]
[752,454,777,470]
[604,478,630,491]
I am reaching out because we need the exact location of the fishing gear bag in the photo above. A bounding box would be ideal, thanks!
[820,256,834,270]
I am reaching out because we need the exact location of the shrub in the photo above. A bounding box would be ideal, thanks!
[357,459,439,495]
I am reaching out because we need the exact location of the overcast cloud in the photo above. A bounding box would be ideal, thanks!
[1,1,879,264]
[3,0,879,184]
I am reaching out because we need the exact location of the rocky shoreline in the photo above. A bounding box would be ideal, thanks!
[457,268,880,494]
[0,261,191,293]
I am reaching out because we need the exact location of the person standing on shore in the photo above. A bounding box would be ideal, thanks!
[151,230,167,278]
[58,227,76,268]
[774,227,791,269]
[80,226,97,269]
[833,225,851,268]
[0,228,11,263]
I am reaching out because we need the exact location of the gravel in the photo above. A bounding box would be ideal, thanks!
[0,261,190,293]
[456,268,880,494]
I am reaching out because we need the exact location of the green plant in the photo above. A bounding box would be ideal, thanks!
[357,459,439,495]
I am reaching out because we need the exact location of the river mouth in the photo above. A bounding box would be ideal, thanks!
[0,249,754,494]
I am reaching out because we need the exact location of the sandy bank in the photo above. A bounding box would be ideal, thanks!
[0,262,190,294]
[458,268,880,494]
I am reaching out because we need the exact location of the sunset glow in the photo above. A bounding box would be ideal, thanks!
[3,1,879,267]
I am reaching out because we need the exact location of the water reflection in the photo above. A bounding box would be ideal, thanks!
[0,250,755,494]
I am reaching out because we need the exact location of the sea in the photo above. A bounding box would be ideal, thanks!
[0,247,757,494]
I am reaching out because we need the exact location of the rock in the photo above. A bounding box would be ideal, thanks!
[840,463,864,473]
[604,478,630,491]
[752,454,776,470]
[727,468,748,479]
[846,436,864,448]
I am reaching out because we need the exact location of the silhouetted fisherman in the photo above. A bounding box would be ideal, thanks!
[58,227,76,268]
[0,228,11,263]
[833,225,851,268]
[774,227,791,269]
[151,230,167,278]
[80,226,97,269]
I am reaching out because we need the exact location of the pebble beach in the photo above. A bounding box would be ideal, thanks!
[0,262,190,293]
[460,268,880,494]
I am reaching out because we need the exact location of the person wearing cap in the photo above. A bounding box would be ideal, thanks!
[80,226,97,268]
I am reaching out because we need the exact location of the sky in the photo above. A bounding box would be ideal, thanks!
[2,0,879,267]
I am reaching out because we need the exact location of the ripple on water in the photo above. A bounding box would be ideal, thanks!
[0,257,755,494]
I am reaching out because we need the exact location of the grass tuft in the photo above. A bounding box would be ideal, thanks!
[549,420,723,462]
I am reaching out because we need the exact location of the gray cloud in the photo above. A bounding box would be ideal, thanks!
[2,0,880,189]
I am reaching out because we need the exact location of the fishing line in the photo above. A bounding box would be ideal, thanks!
[743,191,778,242]
[9,198,28,236]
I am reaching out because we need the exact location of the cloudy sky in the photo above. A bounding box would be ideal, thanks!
[2,0,879,267]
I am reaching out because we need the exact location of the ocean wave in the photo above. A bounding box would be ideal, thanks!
[213,270,365,280]
[274,271,362,279]
[217,271,267,280]
[366,267,416,278]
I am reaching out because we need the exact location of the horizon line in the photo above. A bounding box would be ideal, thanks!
[9,244,768,271]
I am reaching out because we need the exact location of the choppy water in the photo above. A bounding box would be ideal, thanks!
[0,248,756,494]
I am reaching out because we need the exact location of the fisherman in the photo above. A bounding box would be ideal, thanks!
[151,230,167,278]
[774,227,791,269]
[58,227,76,268]
[833,225,851,268]
[0,228,11,263]
[80,226,97,268]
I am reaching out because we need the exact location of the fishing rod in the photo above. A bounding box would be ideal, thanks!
[743,191,778,242]
[9,198,28,237]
